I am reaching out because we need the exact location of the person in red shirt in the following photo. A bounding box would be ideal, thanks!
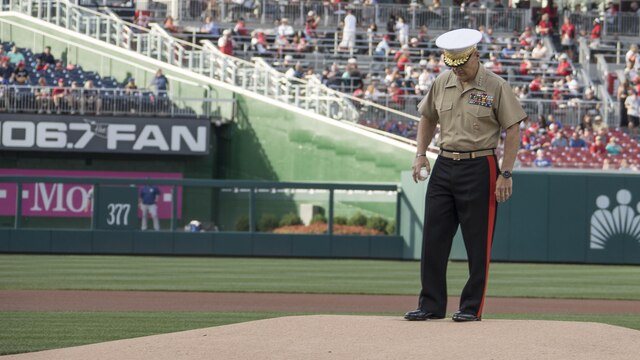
[519,56,532,76]
[389,82,404,107]
[529,74,542,93]
[556,54,571,76]
[590,135,607,154]
[51,78,68,114]
[233,18,248,37]
[560,16,576,45]
[591,18,602,41]
[537,13,553,36]
[394,45,410,72]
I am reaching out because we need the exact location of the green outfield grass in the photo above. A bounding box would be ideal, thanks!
[1,311,639,356]
[1,255,639,299]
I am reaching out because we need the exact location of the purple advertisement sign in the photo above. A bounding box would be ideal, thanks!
[0,169,182,218]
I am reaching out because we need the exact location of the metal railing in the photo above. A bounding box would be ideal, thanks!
[0,85,231,118]
[177,1,531,33]
[567,11,640,38]
[4,0,420,134]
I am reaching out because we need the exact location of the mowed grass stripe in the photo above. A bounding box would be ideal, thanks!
[0,255,639,299]
[1,311,640,356]
[0,311,281,356]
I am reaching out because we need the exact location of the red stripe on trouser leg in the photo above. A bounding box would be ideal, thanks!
[477,157,497,317]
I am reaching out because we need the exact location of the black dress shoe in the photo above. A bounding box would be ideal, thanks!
[404,309,445,321]
[452,311,481,322]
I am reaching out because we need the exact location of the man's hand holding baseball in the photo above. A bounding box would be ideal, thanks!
[412,156,430,183]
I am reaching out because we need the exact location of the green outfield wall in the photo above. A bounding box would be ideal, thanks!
[400,169,640,265]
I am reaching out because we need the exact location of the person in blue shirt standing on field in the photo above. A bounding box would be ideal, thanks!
[139,185,161,231]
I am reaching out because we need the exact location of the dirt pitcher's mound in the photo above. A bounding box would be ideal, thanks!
[3,316,640,360]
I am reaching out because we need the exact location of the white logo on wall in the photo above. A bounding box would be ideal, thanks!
[590,189,640,249]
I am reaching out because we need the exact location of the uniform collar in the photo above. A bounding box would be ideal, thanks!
[444,64,488,92]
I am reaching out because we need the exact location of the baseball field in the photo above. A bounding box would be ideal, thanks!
[1,255,639,358]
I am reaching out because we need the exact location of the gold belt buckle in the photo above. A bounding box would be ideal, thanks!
[452,152,461,161]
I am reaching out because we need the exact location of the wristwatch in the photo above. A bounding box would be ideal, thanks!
[416,153,427,158]
[500,171,512,179]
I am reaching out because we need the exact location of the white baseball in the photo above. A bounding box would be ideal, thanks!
[419,167,429,179]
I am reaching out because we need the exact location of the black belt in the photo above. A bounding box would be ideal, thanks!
[439,149,495,161]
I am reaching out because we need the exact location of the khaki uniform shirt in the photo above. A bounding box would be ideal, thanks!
[418,65,527,151]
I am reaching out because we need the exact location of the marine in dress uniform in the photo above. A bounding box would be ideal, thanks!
[405,29,527,322]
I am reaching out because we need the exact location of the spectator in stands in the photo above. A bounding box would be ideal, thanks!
[590,18,602,48]
[536,14,553,36]
[394,45,410,72]
[395,16,409,46]
[388,82,404,108]
[606,137,623,155]
[500,41,516,59]
[374,35,391,59]
[37,46,56,66]
[631,2,640,15]
[83,79,102,115]
[53,60,64,73]
[68,81,81,114]
[34,58,48,72]
[484,53,503,75]
[626,45,638,68]
[201,15,219,37]
[340,9,357,50]
[551,132,569,148]
[276,18,294,38]
[555,53,571,76]
[34,77,51,114]
[592,115,608,133]
[343,58,363,90]
[590,135,607,154]
[12,61,29,86]
[519,55,532,76]
[560,16,576,54]
[416,62,435,96]
[234,17,248,38]
[273,34,290,55]
[604,1,618,28]
[250,30,268,55]
[7,45,24,65]
[218,29,235,55]
[529,74,542,94]
[625,88,639,131]
[150,69,169,94]
[519,26,534,47]
[570,131,587,148]
[0,57,12,84]
[133,9,150,30]
[565,75,581,97]
[418,25,430,43]
[291,32,308,53]
[582,127,594,144]
[364,82,382,102]
[533,149,552,167]
[386,14,396,42]
[602,158,612,170]
[52,78,68,114]
[541,0,559,25]
[531,41,549,60]
[124,78,138,113]
[618,78,631,128]
[163,16,178,33]
[305,11,320,44]
[285,62,304,79]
